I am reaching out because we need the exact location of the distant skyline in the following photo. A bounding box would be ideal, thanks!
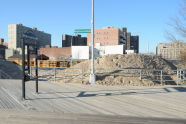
[0,0,182,53]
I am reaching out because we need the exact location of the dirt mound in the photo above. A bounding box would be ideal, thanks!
[95,54,176,70]
[54,54,177,86]
[0,60,22,79]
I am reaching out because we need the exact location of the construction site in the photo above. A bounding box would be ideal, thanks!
[0,51,186,123]
[1,25,186,124]
[1,0,186,123]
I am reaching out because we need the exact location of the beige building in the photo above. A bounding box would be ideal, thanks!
[156,41,186,60]
[8,24,51,49]
[5,48,22,59]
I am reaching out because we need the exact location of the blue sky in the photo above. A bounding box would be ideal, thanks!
[0,0,182,53]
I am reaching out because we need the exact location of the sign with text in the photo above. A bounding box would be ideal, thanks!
[23,30,38,45]
[74,29,91,34]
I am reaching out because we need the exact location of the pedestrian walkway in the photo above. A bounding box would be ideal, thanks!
[0,79,186,120]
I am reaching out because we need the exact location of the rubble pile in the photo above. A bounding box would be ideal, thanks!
[54,54,177,86]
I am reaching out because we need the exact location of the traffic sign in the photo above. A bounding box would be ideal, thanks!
[74,29,91,33]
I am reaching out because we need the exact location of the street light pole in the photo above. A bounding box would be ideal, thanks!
[71,34,73,66]
[89,0,96,84]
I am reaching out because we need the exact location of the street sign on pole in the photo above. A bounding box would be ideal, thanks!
[74,29,91,34]
[22,30,39,100]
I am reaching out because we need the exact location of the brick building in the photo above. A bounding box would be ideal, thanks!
[39,46,71,60]
[156,41,186,60]
[87,27,139,53]
[62,34,87,47]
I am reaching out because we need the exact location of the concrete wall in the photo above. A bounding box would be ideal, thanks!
[72,46,89,60]
[71,45,124,60]
[95,44,124,57]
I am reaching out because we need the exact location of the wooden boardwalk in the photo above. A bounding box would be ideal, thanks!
[0,79,186,120]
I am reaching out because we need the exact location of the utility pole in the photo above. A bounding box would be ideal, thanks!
[71,34,73,66]
[89,0,96,84]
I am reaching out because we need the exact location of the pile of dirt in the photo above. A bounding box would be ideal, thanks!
[0,60,22,79]
[54,54,177,86]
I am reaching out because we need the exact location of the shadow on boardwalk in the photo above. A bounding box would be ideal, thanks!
[27,87,186,101]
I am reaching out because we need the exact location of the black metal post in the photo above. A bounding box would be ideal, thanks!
[35,42,38,93]
[27,45,30,75]
[22,38,26,100]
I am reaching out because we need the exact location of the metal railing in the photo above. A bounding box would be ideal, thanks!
[30,67,186,85]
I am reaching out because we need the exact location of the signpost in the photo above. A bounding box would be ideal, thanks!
[22,30,38,100]
[73,1,96,84]
[74,27,96,84]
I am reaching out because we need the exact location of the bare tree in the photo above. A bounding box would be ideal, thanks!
[166,0,186,40]
[165,1,186,67]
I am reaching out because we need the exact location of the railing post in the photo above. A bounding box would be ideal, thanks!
[177,69,180,86]
[54,67,56,82]
[160,70,163,85]
[139,69,142,80]
[30,66,32,76]
[183,70,185,81]
[180,69,184,83]
[82,66,84,81]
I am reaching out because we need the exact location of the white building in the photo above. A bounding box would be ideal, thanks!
[71,44,124,60]
[72,46,89,60]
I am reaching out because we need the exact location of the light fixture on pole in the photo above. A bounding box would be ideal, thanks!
[89,0,96,84]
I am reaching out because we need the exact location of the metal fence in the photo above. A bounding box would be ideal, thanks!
[30,67,186,85]
[30,67,87,82]
[95,68,185,85]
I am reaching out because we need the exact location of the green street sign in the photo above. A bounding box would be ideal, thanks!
[74,29,91,33]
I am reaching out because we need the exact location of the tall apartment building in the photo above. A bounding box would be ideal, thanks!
[87,27,139,53]
[62,34,87,47]
[156,41,186,60]
[8,24,51,49]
